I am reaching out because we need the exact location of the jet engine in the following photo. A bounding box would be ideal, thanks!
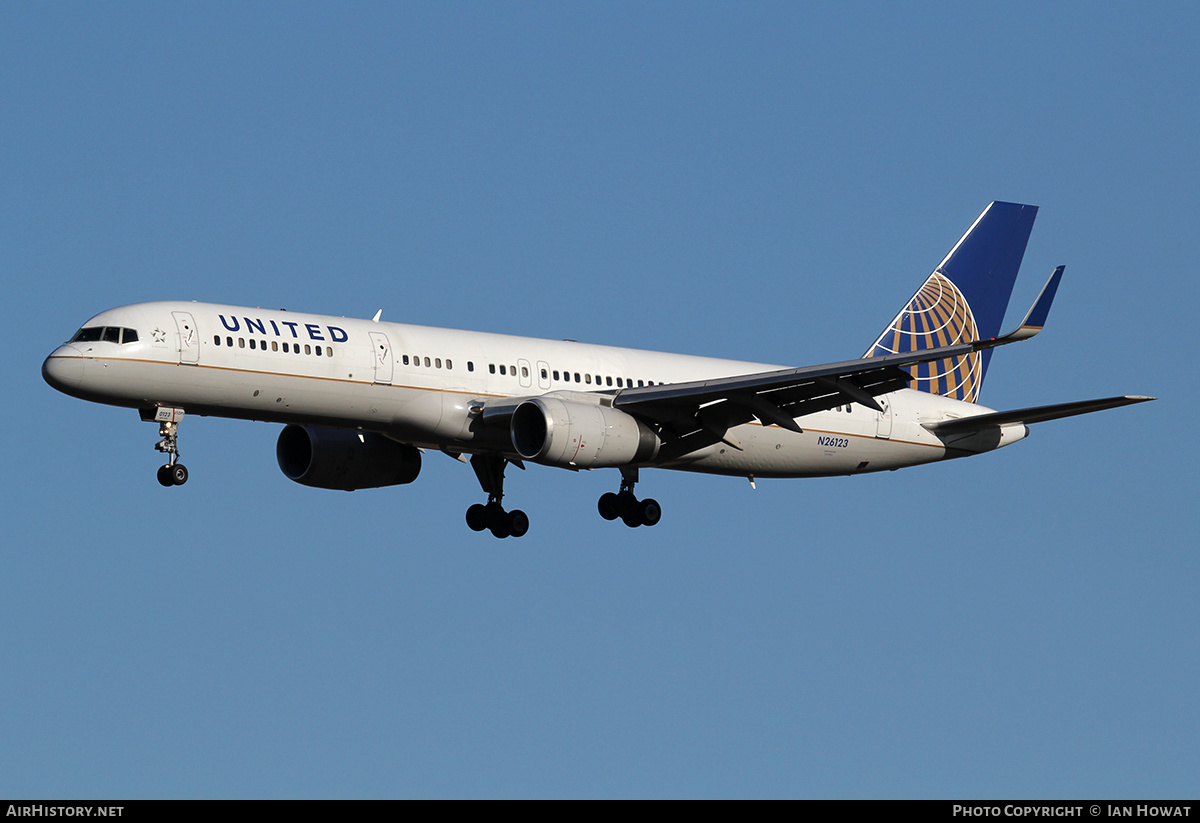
[510,396,659,469]
[276,425,421,491]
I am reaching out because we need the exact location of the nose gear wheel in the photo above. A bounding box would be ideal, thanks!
[153,420,189,486]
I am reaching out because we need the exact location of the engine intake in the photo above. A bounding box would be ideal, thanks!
[511,396,659,469]
[276,425,421,490]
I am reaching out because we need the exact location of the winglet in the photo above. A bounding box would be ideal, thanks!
[984,265,1064,347]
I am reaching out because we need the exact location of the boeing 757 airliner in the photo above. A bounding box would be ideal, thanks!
[43,202,1152,537]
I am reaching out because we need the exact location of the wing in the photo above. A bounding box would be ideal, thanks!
[610,267,1066,458]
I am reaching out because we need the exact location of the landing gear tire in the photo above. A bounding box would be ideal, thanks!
[159,463,188,486]
[507,509,529,538]
[598,492,620,521]
[466,503,488,532]
[639,498,661,527]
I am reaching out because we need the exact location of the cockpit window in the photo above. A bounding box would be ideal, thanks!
[71,326,139,344]
[72,327,103,342]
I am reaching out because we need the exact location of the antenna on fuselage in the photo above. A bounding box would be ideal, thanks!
[371,309,382,323]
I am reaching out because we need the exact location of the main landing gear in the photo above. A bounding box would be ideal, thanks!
[598,467,661,528]
[466,454,529,539]
[152,416,189,487]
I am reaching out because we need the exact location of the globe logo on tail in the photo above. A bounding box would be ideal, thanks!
[867,271,982,402]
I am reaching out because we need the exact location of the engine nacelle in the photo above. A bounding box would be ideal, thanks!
[276,424,421,491]
[510,396,659,469]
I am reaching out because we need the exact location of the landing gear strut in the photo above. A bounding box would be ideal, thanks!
[466,454,529,538]
[149,411,188,487]
[598,467,661,528]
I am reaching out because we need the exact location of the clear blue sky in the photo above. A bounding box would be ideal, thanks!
[2,2,1196,798]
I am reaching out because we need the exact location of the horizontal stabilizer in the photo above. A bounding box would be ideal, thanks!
[925,395,1154,434]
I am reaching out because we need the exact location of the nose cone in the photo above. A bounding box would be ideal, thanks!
[43,345,85,394]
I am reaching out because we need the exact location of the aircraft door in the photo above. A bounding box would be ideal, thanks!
[536,360,551,390]
[517,358,533,389]
[368,331,393,385]
[172,311,199,364]
[875,397,893,439]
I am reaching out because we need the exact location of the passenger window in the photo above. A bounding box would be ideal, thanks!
[616,377,623,387]
[467,361,474,372]
[227,337,234,347]
[541,369,547,379]
[446,359,452,369]
[489,364,496,374]
[435,358,442,369]
[250,339,257,350]
[424,357,431,367]
[304,344,311,355]
[500,365,506,375]
[522,366,529,378]
[283,342,289,353]
[574,372,580,382]
[553,370,560,381]
[239,338,246,348]
[214,335,221,346]
[606,376,612,386]
[403,355,409,365]
[315,346,322,357]
[103,327,120,343]
[585,374,592,384]
[271,341,278,352]
[510,365,516,376]
[326,347,332,357]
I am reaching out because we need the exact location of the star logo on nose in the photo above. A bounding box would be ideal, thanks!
[152,328,166,343]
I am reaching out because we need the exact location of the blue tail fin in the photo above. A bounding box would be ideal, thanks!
[864,201,1038,402]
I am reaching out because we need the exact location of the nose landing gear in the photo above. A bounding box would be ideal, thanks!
[598,468,660,528]
[144,407,189,487]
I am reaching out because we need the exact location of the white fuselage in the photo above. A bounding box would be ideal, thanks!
[43,301,1022,479]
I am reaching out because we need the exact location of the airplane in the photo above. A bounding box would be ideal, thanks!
[43,201,1152,538]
